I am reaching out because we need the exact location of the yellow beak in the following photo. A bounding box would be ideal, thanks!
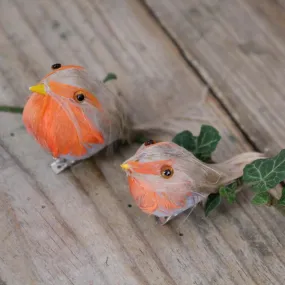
[120,163,130,170]
[29,83,46,95]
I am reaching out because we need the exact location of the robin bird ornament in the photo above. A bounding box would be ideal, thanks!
[23,64,129,173]
[120,140,265,224]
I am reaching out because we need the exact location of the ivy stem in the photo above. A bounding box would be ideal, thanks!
[235,178,285,214]
[210,155,285,214]
[0,105,24,113]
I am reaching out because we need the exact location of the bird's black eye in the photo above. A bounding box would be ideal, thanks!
[144,139,156,146]
[76,94,85,102]
[161,165,174,179]
[51,63,61,70]
[74,91,86,102]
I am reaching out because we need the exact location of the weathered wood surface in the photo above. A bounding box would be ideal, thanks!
[143,0,285,154]
[0,0,284,284]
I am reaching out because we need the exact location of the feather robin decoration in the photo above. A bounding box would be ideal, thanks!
[23,64,129,173]
[121,141,265,224]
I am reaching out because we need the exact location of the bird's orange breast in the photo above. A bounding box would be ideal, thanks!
[23,93,104,158]
[128,176,187,215]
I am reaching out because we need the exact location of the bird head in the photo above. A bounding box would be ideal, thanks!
[28,64,102,109]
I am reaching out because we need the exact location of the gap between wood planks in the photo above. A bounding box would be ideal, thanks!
[138,0,260,152]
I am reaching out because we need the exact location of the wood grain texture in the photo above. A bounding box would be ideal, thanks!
[143,0,285,155]
[0,0,284,284]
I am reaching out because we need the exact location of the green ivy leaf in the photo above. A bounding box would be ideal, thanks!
[219,181,237,204]
[172,130,196,151]
[251,192,270,205]
[172,125,221,162]
[205,193,221,216]
[277,187,285,206]
[0,105,24,113]
[103,72,117,83]
[243,149,285,192]
[196,125,221,161]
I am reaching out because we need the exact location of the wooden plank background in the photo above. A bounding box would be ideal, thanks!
[143,0,285,154]
[0,0,285,284]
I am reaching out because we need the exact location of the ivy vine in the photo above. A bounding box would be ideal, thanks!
[172,125,285,216]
